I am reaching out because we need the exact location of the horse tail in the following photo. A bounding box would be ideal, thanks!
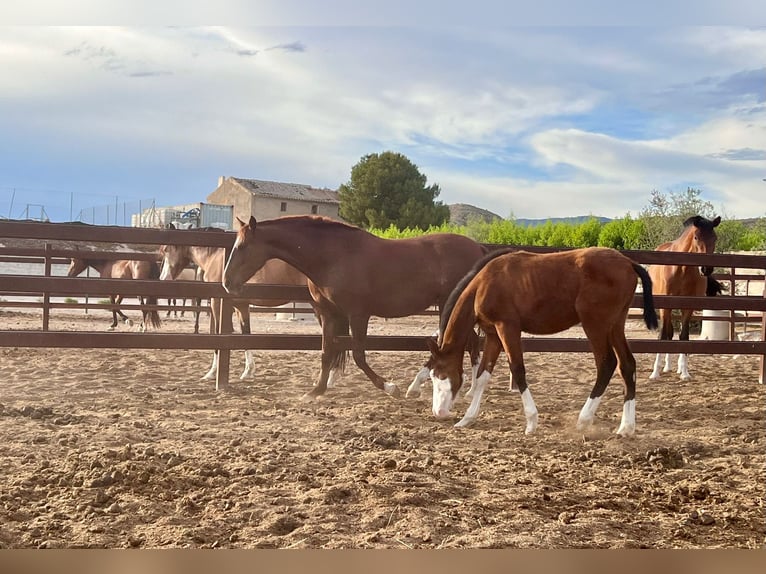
[145,294,163,330]
[440,248,513,340]
[632,262,658,330]
[706,275,725,297]
[327,313,349,373]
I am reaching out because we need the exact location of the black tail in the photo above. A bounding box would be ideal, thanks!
[632,263,658,330]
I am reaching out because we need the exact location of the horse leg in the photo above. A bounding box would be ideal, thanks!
[236,305,255,380]
[650,308,674,380]
[180,297,185,317]
[455,329,506,429]
[497,325,538,434]
[463,328,481,400]
[202,297,223,380]
[406,329,439,399]
[165,298,172,318]
[676,309,694,380]
[107,295,119,330]
[193,298,203,334]
[611,325,638,437]
[138,295,147,332]
[576,328,619,433]
[348,315,399,397]
[303,311,346,400]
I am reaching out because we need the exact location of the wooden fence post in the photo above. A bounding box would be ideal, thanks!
[42,243,52,331]
[761,277,765,385]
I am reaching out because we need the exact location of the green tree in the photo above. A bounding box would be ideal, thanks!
[338,151,450,230]
[637,188,717,250]
[598,215,645,250]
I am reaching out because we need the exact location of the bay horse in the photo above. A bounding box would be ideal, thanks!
[648,215,720,381]
[67,257,162,332]
[159,225,309,381]
[426,247,658,437]
[221,215,487,400]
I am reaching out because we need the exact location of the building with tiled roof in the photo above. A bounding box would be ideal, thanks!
[207,176,341,223]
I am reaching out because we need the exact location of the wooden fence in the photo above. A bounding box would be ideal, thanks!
[1,220,765,388]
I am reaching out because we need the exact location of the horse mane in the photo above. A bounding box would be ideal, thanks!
[260,215,365,234]
[438,247,516,340]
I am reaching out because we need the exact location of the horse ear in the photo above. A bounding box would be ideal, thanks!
[248,215,257,229]
[712,216,721,227]
[235,217,247,228]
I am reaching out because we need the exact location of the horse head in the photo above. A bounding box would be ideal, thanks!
[426,336,465,419]
[159,224,193,281]
[684,215,720,276]
[222,216,267,295]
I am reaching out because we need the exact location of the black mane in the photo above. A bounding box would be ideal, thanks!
[438,247,516,340]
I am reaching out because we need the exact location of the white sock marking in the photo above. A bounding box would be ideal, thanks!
[677,353,691,380]
[577,395,602,430]
[406,366,429,398]
[456,371,490,427]
[616,399,636,437]
[520,388,538,434]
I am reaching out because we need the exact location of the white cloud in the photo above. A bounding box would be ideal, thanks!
[1,25,765,222]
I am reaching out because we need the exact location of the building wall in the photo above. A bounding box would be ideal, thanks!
[253,197,340,220]
[207,179,340,223]
[207,181,254,224]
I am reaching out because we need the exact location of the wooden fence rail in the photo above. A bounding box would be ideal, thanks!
[1,220,765,388]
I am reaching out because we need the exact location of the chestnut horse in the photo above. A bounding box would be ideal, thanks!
[159,225,309,381]
[222,215,487,399]
[426,247,658,437]
[67,257,162,331]
[648,215,720,381]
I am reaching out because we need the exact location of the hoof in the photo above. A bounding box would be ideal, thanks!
[384,382,400,398]
[576,418,591,432]
[301,391,323,403]
[454,417,475,428]
[405,387,421,399]
[616,426,636,438]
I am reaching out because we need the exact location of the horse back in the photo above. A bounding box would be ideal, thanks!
[474,248,638,334]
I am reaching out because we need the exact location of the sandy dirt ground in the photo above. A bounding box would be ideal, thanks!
[0,306,763,549]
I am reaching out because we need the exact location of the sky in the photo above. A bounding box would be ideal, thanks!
[1,14,764,223]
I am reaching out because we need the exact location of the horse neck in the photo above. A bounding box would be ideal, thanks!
[669,228,701,253]
[439,287,478,354]
[258,218,364,280]
[190,246,224,281]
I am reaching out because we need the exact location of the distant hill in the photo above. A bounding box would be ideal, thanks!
[514,215,612,227]
[448,203,503,225]
[447,205,612,227]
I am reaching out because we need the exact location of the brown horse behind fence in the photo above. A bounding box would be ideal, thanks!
[648,215,720,380]
[222,215,488,400]
[67,257,162,331]
[426,247,658,437]
[159,225,309,381]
